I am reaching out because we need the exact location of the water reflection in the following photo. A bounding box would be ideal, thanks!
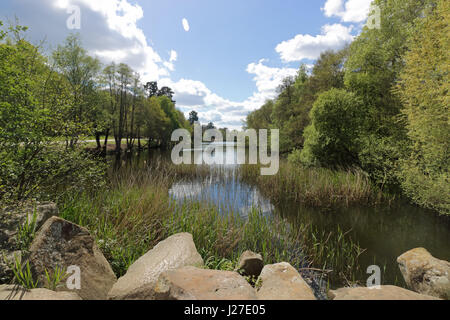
[169,176,274,218]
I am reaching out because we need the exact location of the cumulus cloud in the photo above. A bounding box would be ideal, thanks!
[275,23,354,62]
[182,18,190,32]
[9,0,174,81]
[322,0,373,23]
[157,60,298,129]
[246,59,298,99]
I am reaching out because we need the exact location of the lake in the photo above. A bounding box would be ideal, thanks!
[109,142,450,288]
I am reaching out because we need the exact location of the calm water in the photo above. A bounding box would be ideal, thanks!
[110,143,450,288]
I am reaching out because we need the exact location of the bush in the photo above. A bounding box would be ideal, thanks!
[300,89,364,168]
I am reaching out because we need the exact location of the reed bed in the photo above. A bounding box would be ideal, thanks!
[239,161,386,208]
[60,162,366,288]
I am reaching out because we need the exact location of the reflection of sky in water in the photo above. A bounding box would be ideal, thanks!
[170,143,274,217]
[169,177,274,218]
[183,142,247,166]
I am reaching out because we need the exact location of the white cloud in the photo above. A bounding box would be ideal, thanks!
[322,0,373,23]
[275,23,354,62]
[182,18,190,32]
[246,59,298,99]
[157,60,298,129]
[26,0,173,81]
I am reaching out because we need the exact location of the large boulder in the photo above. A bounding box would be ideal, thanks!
[256,262,316,300]
[154,266,257,300]
[329,285,440,300]
[108,233,204,300]
[397,248,450,300]
[0,285,81,300]
[28,217,117,300]
[0,202,58,283]
[236,250,264,278]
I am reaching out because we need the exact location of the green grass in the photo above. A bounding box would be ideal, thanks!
[59,162,366,288]
[11,256,38,289]
[16,209,38,252]
[240,161,387,208]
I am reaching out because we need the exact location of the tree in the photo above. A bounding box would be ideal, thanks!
[300,89,364,167]
[245,100,273,130]
[396,0,449,214]
[144,81,158,98]
[115,63,133,152]
[0,23,104,202]
[158,86,175,101]
[308,48,348,96]
[189,110,199,125]
[52,34,101,148]
[343,0,435,186]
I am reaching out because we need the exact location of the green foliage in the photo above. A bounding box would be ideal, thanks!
[247,50,348,153]
[240,161,384,208]
[342,0,434,187]
[0,26,106,202]
[44,266,68,291]
[396,0,450,215]
[11,256,38,289]
[300,89,364,167]
[17,209,38,252]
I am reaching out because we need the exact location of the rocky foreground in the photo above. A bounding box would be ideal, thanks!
[1,204,448,300]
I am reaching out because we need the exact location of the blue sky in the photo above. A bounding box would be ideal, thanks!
[0,0,373,129]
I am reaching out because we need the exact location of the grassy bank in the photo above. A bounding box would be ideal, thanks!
[60,162,365,288]
[240,161,388,208]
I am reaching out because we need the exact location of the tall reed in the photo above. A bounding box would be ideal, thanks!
[240,161,386,208]
[60,162,366,288]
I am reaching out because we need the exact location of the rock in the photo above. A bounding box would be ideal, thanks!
[108,233,204,300]
[236,251,264,278]
[0,202,59,242]
[154,266,257,300]
[28,217,116,300]
[397,247,450,299]
[0,285,81,300]
[0,251,21,284]
[0,202,58,283]
[328,285,440,300]
[256,262,316,300]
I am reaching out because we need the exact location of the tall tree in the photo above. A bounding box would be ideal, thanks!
[158,86,175,101]
[189,110,199,125]
[397,0,449,214]
[342,0,435,187]
[144,81,158,98]
[52,34,101,148]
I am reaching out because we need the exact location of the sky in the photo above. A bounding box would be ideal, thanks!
[0,0,374,129]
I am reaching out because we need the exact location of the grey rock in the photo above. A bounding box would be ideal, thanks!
[0,285,81,300]
[397,248,450,299]
[237,250,264,278]
[0,202,58,283]
[329,285,440,300]
[154,266,257,300]
[28,217,116,300]
[108,233,204,300]
[256,262,316,300]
